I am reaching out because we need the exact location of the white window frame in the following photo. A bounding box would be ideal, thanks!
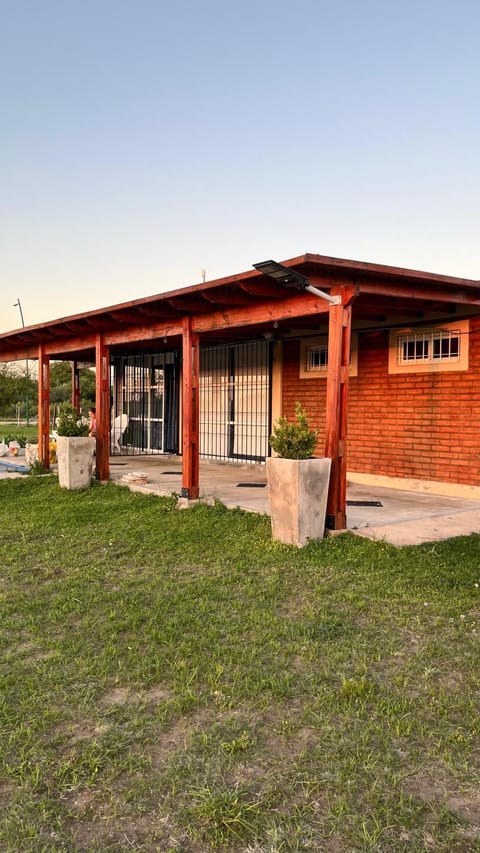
[299,334,358,379]
[388,319,469,374]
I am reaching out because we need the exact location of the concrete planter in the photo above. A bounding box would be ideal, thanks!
[266,456,332,547]
[25,442,39,467]
[56,436,95,490]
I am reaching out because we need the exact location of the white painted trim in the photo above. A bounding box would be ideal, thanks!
[388,318,469,374]
[299,333,358,379]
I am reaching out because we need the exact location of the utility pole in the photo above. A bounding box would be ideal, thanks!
[13,298,29,424]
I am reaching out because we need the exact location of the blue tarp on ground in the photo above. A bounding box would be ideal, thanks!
[0,459,29,473]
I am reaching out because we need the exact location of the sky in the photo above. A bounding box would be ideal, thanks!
[1,0,479,333]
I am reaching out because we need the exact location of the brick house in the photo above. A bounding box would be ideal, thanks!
[1,253,479,528]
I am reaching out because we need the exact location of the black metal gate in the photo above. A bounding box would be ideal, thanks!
[199,340,271,462]
[112,352,180,455]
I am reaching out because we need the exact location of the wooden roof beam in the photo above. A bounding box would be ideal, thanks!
[105,321,183,346]
[108,309,150,325]
[43,335,97,356]
[167,296,213,313]
[360,282,480,305]
[136,304,182,319]
[192,291,331,334]
[84,317,116,331]
[201,288,252,306]
[0,346,39,362]
[356,301,426,318]
[239,280,286,298]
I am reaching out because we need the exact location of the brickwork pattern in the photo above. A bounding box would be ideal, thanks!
[281,320,480,487]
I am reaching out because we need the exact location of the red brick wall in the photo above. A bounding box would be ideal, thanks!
[281,319,480,487]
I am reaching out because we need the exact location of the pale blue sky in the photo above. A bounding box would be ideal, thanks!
[1,0,479,332]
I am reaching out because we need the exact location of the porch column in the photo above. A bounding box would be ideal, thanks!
[324,288,355,530]
[181,316,200,499]
[95,335,110,482]
[38,345,50,469]
[71,361,80,412]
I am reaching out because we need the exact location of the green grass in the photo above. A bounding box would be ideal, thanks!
[0,422,39,445]
[1,477,480,851]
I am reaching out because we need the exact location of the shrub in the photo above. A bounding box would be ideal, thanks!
[269,402,319,459]
[56,404,89,437]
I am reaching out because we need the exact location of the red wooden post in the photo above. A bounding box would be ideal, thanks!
[324,289,355,530]
[182,316,200,499]
[95,335,110,482]
[38,344,50,469]
[71,361,80,412]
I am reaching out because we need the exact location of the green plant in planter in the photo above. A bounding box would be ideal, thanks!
[56,404,89,437]
[269,402,319,459]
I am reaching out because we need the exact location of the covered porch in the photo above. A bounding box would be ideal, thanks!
[1,252,480,533]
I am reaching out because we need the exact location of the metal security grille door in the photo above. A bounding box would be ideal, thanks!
[112,353,179,454]
[200,341,271,462]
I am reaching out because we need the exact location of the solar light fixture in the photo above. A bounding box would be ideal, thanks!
[253,260,341,305]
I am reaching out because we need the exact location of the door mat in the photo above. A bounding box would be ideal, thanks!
[346,500,383,507]
[236,483,267,488]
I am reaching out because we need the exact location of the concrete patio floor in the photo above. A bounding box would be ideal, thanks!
[109,454,480,547]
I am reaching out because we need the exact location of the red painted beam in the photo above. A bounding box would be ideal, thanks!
[71,362,80,412]
[105,322,183,346]
[324,288,356,530]
[192,291,330,334]
[95,335,110,482]
[359,281,480,305]
[181,317,200,500]
[38,345,50,470]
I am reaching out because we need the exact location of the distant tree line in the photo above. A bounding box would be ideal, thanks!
[0,361,96,422]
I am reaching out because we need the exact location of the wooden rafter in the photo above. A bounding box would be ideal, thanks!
[238,280,286,298]
[136,304,182,319]
[108,309,150,325]
[167,295,213,313]
[201,288,251,306]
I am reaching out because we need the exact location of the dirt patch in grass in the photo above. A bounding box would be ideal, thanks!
[6,639,53,663]
[144,684,172,704]
[55,719,112,743]
[150,708,218,768]
[99,685,138,706]
[404,773,480,828]
[69,810,179,853]
[99,683,172,708]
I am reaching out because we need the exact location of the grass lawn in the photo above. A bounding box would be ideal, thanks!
[0,422,39,445]
[1,477,480,852]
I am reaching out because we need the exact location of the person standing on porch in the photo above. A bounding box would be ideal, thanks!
[88,407,97,438]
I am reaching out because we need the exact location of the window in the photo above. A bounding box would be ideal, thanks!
[398,328,460,365]
[389,320,469,374]
[299,334,358,379]
[306,343,328,372]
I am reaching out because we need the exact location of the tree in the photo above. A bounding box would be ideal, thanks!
[0,360,96,421]
[50,362,96,413]
[0,363,37,420]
